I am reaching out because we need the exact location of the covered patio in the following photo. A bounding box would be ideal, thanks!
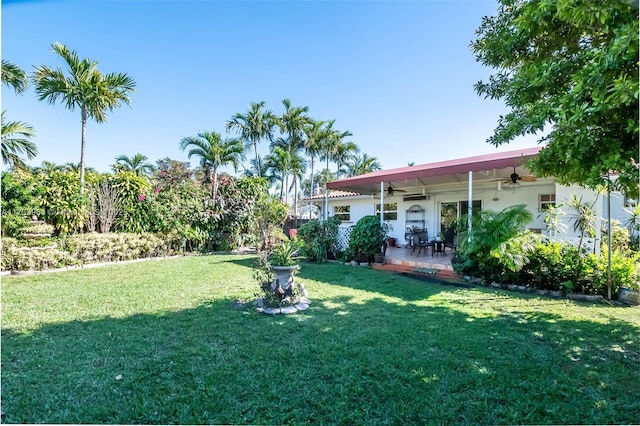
[381,244,454,272]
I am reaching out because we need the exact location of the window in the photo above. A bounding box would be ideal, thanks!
[539,194,556,211]
[333,205,351,221]
[376,203,398,221]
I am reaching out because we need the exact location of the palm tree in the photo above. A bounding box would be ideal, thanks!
[179,131,244,201]
[34,161,65,173]
[33,42,136,192]
[334,140,360,179]
[266,141,295,201]
[303,119,328,196]
[1,111,37,168]
[279,99,310,149]
[319,120,353,181]
[113,153,155,176]
[226,101,277,177]
[1,60,29,94]
[565,194,598,254]
[278,99,310,215]
[2,61,36,168]
[345,152,382,177]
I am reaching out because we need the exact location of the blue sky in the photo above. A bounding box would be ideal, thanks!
[2,0,540,174]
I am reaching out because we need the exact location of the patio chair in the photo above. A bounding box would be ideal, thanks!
[411,231,432,256]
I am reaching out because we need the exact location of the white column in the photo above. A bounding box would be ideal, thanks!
[380,181,385,228]
[468,171,473,239]
[324,187,329,221]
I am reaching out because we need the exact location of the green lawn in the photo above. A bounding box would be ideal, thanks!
[2,255,639,424]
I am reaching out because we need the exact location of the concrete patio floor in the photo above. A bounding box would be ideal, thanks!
[381,245,455,272]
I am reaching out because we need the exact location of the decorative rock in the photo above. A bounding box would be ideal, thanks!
[549,290,562,298]
[516,285,527,292]
[280,305,298,315]
[263,307,281,315]
[619,288,640,305]
[584,295,603,302]
[299,296,311,304]
[294,302,309,311]
[491,282,501,289]
[230,299,247,310]
[536,289,549,296]
[506,284,518,291]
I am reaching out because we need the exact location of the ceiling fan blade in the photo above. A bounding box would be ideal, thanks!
[387,185,407,195]
[519,175,537,182]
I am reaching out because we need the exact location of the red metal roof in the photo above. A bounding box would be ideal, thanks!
[326,147,543,194]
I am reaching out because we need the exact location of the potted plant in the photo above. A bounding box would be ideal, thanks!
[254,238,309,314]
[383,222,396,247]
[267,237,303,293]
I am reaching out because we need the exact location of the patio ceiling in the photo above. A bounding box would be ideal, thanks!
[326,146,545,195]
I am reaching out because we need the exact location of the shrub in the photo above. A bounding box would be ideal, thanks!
[297,217,341,263]
[59,233,166,265]
[455,205,535,282]
[22,223,55,235]
[1,214,29,238]
[1,238,18,270]
[348,215,385,263]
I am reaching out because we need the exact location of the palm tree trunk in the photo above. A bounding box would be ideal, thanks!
[80,107,87,193]
[253,140,261,177]
[309,156,315,196]
[293,175,298,228]
[279,177,284,201]
[212,169,218,201]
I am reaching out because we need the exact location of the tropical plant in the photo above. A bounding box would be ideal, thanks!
[278,98,311,215]
[348,215,386,263]
[1,169,41,237]
[1,111,37,168]
[471,0,639,196]
[541,204,567,238]
[318,120,353,182]
[38,169,88,234]
[297,217,342,263]
[564,194,597,254]
[250,190,290,251]
[303,119,328,197]
[624,203,640,243]
[33,42,136,192]
[113,153,155,176]
[344,152,382,177]
[455,204,536,280]
[268,237,303,266]
[334,140,359,179]
[179,131,244,201]
[155,157,193,185]
[226,101,277,177]
[1,59,29,94]
[110,171,152,233]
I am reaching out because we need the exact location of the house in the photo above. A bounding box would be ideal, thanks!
[305,147,635,251]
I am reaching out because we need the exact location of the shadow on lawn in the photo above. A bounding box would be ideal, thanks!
[2,282,639,425]
[226,256,457,302]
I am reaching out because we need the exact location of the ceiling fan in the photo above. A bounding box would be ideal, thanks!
[504,166,536,187]
[386,184,407,196]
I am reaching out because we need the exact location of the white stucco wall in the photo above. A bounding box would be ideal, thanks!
[321,180,629,250]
